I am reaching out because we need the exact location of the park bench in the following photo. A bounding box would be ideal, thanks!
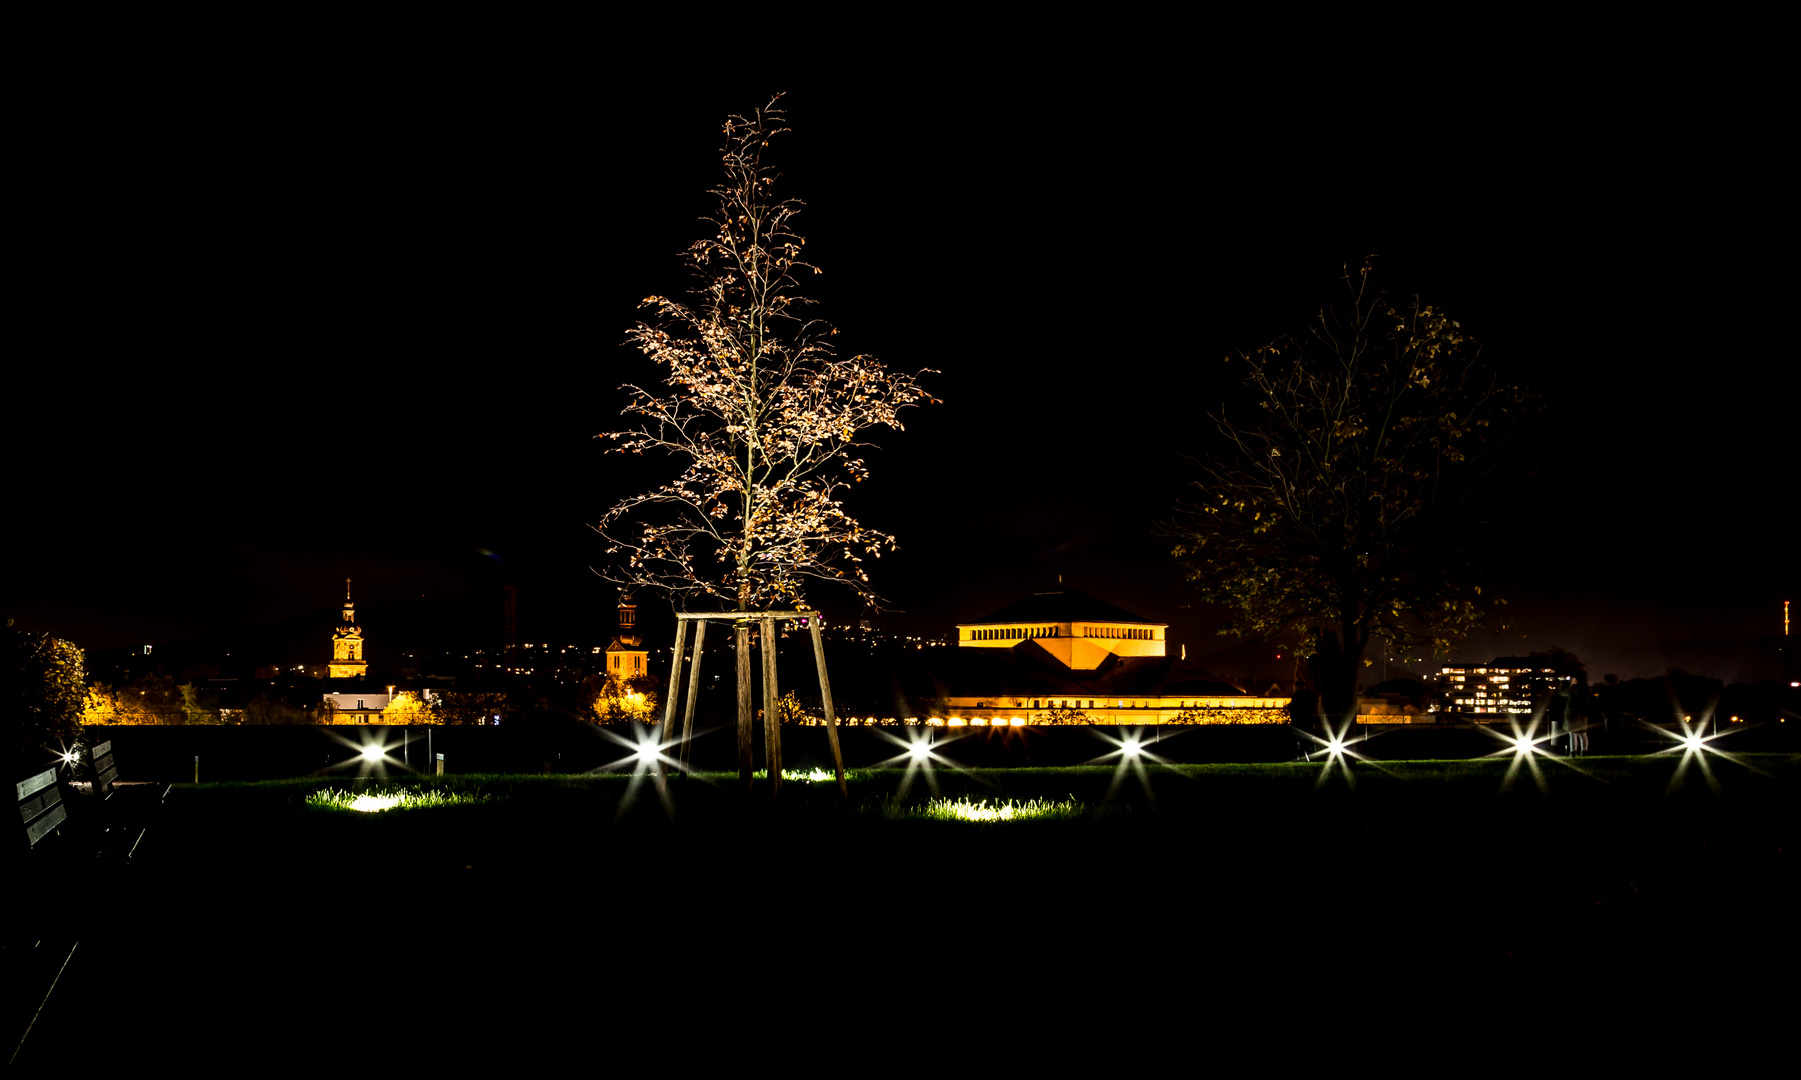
[8,767,83,1065]
[15,768,68,853]
[8,746,164,1065]
[81,739,165,863]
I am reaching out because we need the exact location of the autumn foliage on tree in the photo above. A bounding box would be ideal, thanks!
[3,623,86,760]
[591,674,658,724]
[597,96,933,615]
[1168,260,1534,723]
[81,684,167,725]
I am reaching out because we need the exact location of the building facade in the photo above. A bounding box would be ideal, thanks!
[604,593,648,679]
[1437,657,1565,720]
[940,589,1289,725]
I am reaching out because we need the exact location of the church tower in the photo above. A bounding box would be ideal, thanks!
[603,592,648,681]
[330,578,368,679]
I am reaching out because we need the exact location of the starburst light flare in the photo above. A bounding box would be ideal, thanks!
[1294,716,1372,790]
[325,731,405,778]
[1650,713,1756,795]
[595,721,684,818]
[872,727,963,800]
[1090,727,1168,802]
[1481,715,1557,793]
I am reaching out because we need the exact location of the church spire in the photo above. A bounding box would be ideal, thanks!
[330,578,367,679]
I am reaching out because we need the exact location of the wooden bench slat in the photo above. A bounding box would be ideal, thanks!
[20,788,62,823]
[25,802,67,846]
[16,769,57,801]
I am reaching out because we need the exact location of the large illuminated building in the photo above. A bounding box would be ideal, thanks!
[1437,658,1565,720]
[936,589,1289,725]
[329,578,367,679]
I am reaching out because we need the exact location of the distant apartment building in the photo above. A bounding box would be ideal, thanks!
[1438,657,1566,720]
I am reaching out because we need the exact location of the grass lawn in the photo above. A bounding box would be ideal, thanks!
[17,754,1797,1064]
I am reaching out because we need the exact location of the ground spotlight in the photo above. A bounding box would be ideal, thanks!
[359,744,385,763]
[1480,716,1593,793]
[1296,718,1389,790]
[1090,727,1166,802]
[1654,719,1753,795]
[873,727,959,799]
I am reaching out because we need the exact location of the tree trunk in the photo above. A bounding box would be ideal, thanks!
[736,621,753,793]
[1311,625,1365,729]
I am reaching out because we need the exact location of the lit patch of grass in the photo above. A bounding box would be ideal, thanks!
[907,796,1085,823]
[305,787,493,813]
[751,768,853,783]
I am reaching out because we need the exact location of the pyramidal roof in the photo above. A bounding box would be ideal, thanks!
[965,589,1159,626]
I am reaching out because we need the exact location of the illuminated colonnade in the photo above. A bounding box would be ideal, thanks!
[937,695,1291,726]
[945,589,1290,725]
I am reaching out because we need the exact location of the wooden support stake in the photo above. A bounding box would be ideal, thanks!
[809,619,847,797]
[660,621,687,779]
[761,616,781,793]
[681,619,707,770]
[736,621,753,792]
[661,620,687,730]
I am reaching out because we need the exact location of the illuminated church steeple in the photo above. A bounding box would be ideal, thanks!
[329,578,367,679]
[603,592,647,680]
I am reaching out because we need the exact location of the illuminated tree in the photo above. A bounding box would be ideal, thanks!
[597,95,934,615]
[381,692,442,726]
[81,684,164,725]
[177,683,218,725]
[1167,260,1533,724]
[592,674,659,724]
[3,623,86,759]
[772,691,818,725]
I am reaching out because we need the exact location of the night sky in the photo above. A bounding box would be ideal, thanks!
[8,69,1793,683]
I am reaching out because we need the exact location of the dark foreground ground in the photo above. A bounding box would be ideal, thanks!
[9,755,1799,1066]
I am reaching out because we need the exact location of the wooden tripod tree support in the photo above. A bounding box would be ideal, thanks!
[657,610,846,797]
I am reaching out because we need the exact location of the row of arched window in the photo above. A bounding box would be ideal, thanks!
[968,626,1158,641]
[972,626,1057,640]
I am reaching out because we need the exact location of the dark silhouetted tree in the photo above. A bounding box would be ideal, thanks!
[1168,260,1534,724]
